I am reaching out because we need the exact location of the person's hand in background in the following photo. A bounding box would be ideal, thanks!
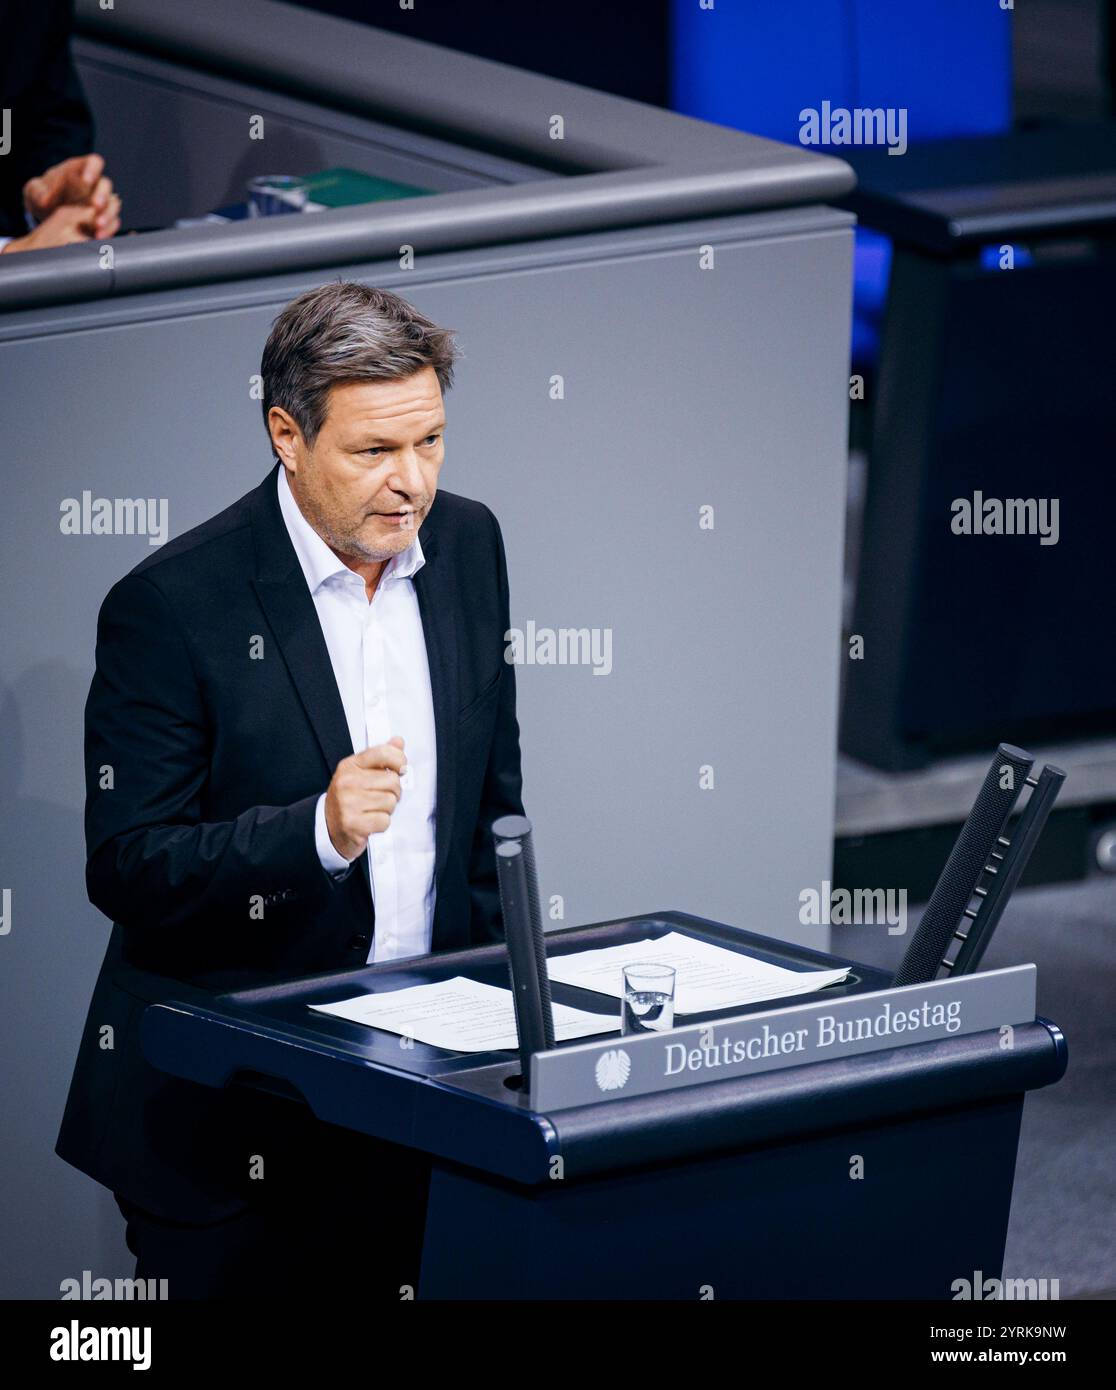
[0,200,114,253]
[22,154,120,238]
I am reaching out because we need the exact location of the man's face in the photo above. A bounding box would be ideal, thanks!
[271,366,445,565]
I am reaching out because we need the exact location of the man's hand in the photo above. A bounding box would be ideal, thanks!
[324,737,407,862]
[22,154,120,238]
[0,202,112,253]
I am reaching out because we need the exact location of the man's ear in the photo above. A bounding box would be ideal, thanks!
[267,406,303,471]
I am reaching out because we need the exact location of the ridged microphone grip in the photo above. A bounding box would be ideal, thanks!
[949,763,1065,977]
[891,744,1034,987]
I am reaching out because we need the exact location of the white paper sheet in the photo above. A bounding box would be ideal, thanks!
[309,975,620,1053]
[545,931,850,1014]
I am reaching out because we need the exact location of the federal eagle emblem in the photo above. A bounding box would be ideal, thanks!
[595,1048,632,1092]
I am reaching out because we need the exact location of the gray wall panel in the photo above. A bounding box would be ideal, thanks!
[0,210,851,1294]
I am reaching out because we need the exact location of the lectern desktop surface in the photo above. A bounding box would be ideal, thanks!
[229,910,885,1078]
[141,910,1063,1185]
[145,912,887,1089]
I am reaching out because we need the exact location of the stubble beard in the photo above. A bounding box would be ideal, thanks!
[319,501,421,564]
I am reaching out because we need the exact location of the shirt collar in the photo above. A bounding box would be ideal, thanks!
[276,463,425,595]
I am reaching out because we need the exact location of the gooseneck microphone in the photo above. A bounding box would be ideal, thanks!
[493,815,555,1086]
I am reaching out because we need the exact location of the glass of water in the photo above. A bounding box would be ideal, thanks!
[246,175,309,217]
[622,962,676,1036]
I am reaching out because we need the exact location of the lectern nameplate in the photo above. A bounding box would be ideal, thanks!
[529,965,1037,1111]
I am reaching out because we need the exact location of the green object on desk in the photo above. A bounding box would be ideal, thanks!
[303,167,430,209]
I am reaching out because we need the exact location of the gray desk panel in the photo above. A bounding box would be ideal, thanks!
[0,0,854,311]
[73,35,553,233]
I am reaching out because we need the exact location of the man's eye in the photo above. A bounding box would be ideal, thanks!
[422,435,441,446]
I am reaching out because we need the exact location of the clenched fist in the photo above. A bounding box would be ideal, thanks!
[324,736,407,862]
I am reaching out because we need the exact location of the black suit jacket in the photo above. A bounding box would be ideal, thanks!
[0,1,95,239]
[56,462,524,1221]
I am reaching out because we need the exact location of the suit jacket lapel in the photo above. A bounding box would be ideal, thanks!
[413,512,459,891]
[250,465,356,780]
[249,464,460,898]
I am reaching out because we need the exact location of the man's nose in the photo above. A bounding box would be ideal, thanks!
[388,449,426,498]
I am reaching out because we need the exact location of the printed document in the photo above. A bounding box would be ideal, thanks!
[545,931,850,1014]
[310,975,620,1052]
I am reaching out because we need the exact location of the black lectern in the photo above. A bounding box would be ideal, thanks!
[139,910,1065,1299]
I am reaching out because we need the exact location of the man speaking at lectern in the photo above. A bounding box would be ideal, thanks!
[56,283,525,1297]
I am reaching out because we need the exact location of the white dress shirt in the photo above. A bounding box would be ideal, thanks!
[276,464,438,963]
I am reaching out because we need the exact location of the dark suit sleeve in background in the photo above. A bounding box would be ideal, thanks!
[466,508,526,943]
[0,0,95,237]
[84,573,336,933]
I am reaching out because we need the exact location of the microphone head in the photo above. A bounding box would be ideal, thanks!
[492,814,533,843]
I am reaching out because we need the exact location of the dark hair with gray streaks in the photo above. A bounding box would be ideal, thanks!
[260,281,459,446]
